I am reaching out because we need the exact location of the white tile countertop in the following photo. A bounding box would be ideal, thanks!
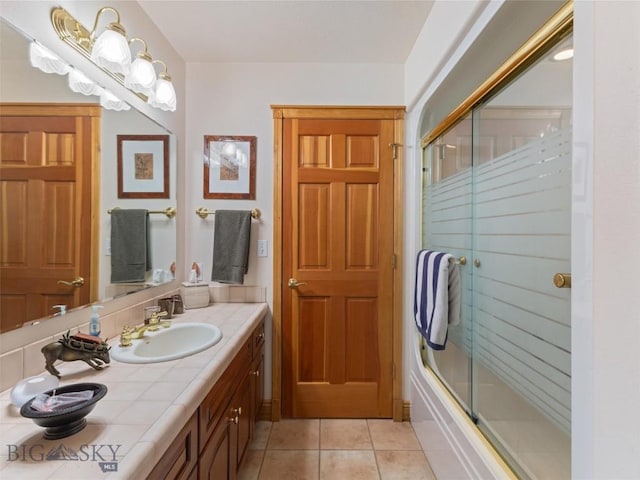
[0,302,268,479]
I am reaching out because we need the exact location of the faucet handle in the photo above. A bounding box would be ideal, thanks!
[120,325,133,347]
[147,313,160,331]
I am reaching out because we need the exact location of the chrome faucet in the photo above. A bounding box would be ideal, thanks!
[119,311,170,347]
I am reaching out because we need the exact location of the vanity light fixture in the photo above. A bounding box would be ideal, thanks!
[124,38,157,96]
[51,6,176,111]
[29,41,70,76]
[148,60,177,112]
[89,7,131,75]
[99,87,131,111]
[68,68,101,96]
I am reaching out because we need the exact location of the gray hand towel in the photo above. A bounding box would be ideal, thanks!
[211,210,252,284]
[110,209,151,283]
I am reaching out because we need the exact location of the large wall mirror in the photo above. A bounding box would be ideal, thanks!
[0,18,177,333]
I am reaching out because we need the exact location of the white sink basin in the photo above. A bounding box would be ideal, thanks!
[110,322,223,364]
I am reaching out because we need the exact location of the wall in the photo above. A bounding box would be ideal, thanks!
[403,0,640,478]
[573,1,640,478]
[185,61,404,398]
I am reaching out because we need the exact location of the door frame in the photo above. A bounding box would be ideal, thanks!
[271,105,405,421]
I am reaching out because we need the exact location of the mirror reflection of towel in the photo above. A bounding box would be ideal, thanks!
[211,210,251,284]
[110,209,151,283]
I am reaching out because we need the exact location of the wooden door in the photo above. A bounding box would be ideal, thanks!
[280,108,402,418]
[0,104,99,332]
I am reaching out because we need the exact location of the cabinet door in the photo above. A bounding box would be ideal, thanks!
[250,346,265,425]
[199,338,251,452]
[199,413,237,480]
[233,369,252,470]
[147,412,198,480]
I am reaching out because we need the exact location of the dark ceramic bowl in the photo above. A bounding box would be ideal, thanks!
[20,382,107,439]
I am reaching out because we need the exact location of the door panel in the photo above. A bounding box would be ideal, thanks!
[282,115,395,418]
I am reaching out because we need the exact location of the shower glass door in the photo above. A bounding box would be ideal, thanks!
[422,34,572,479]
[422,113,473,414]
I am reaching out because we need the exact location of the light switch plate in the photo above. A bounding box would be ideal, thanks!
[257,239,268,257]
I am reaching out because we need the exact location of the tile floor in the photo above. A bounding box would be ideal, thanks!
[238,419,436,480]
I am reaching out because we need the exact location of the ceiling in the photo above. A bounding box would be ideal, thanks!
[137,1,433,64]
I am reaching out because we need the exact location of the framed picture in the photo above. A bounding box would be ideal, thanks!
[204,135,256,199]
[117,134,170,198]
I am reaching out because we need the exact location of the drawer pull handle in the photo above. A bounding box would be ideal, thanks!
[251,370,260,377]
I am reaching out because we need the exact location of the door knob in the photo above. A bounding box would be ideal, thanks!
[288,278,307,288]
[57,276,84,287]
[553,273,572,288]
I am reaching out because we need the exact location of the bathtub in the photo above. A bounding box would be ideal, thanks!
[409,333,513,480]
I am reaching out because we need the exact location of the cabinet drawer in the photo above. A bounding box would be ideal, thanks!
[147,412,198,480]
[199,337,251,452]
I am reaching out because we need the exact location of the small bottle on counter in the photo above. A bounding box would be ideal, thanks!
[89,304,104,337]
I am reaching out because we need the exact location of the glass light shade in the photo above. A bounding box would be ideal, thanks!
[124,57,157,95]
[149,77,176,112]
[29,42,70,76]
[99,88,130,111]
[90,28,131,75]
[553,48,574,61]
[68,68,101,96]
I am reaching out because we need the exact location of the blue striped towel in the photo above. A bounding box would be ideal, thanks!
[414,250,461,350]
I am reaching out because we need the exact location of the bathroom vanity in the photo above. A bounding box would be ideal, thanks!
[0,302,268,479]
[148,313,265,480]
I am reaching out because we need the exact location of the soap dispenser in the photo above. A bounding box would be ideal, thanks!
[90,305,104,337]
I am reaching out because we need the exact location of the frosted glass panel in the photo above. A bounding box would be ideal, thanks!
[421,33,572,479]
[423,114,473,412]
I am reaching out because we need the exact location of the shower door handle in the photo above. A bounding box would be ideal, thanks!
[553,273,572,288]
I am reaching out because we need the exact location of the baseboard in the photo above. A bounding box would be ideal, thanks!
[258,399,409,422]
[258,400,272,421]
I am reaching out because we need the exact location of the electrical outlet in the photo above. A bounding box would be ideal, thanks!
[257,239,268,257]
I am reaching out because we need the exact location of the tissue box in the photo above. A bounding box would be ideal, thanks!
[180,282,210,309]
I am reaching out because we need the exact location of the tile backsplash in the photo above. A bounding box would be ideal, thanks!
[0,285,266,392]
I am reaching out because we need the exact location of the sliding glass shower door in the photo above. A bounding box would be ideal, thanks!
[422,34,572,479]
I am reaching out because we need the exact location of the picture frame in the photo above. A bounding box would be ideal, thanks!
[117,134,170,198]
[204,135,256,200]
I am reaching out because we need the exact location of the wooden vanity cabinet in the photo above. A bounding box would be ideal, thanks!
[198,320,265,480]
[147,319,266,480]
[250,321,265,425]
[147,412,198,480]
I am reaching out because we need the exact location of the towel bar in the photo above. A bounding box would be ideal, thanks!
[196,207,261,220]
[108,207,176,219]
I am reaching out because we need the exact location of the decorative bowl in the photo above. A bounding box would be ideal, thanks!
[20,382,107,439]
[10,374,59,408]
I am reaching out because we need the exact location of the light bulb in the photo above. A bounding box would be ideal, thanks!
[91,28,131,75]
[125,56,156,95]
[149,77,176,112]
